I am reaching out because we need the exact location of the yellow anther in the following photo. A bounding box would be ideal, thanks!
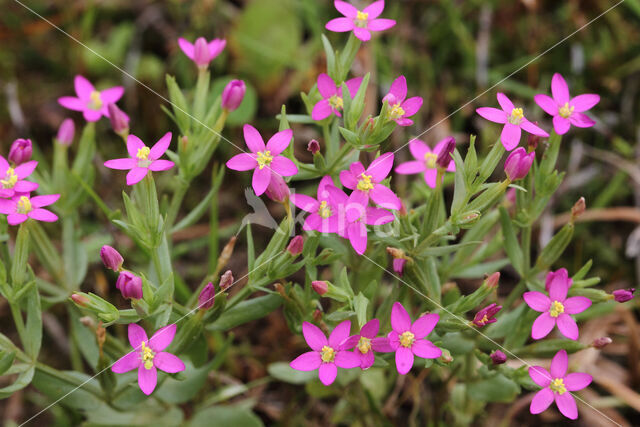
[357,337,372,354]
[140,341,155,370]
[509,108,524,124]
[136,146,150,161]
[357,173,374,192]
[388,103,406,120]
[256,150,273,169]
[329,95,344,110]
[89,90,103,110]
[549,301,565,318]
[320,345,336,363]
[356,11,369,21]
[399,331,415,348]
[559,102,574,119]
[16,196,32,214]
[318,200,332,219]
[424,152,438,169]
[1,168,18,189]
[550,378,567,394]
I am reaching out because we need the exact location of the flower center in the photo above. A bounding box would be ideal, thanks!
[508,107,524,125]
[140,341,155,370]
[388,103,406,120]
[550,378,567,394]
[399,331,415,348]
[477,314,489,326]
[136,146,152,167]
[329,94,344,110]
[256,150,273,170]
[549,300,565,318]
[16,196,32,214]
[357,336,372,354]
[355,11,369,27]
[559,102,574,119]
[1,168,18,189]
[357,173,374,192]
[320,345,336,363]
[89,91,103,110]
[424,152,438,169]
[318,200,332,219]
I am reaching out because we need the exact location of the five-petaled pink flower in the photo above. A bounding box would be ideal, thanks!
[111,323,185,395]
[395,138,456,188]
[0,156,38,198]
[58,75,124,122]
[312,73,363,121]
[382,76,423,126]
[178,37,226,69]
[529,349,592,420]
[291,176,342,233]
[387,302,441,375]
[289,320,360,386]
[524,270,591,340]
[476,93,549,151]
[340,153,401,212]
[104,133,175,186]
[534,73,599,135]
[226,125,298,196]
[348,319,393,370]
[0,194,59,225]
[326,1,396,42]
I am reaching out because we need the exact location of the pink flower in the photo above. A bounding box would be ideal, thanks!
[504,147,534,181]
[524,270,591,340]
[349,319,393,370]
[221,80,246,111]
[104,133,175,185]
[0,194,59,225]
[0,156,38,198]
[472,303,501,327]
[325,1,396,42]
[612,288,635,303]
[312,73,363,121]
[340,153,401,211]
[529,350,592,420]
[387,302,441,374]
[100,245,124,271]
[116,271,143,300]
[111,323,185,395]
[265,173,290,203]
[392,258,406,276]
[291,176,342,233]
[476,93,549,151]
[382,76,423,126]
[545,268,572,292]
[58,75,124,122]
[198,282,215,310]
[178,37,226,69]
[534,73,599,135]
[225,125,297,196]
[395,138,456,188]
[56,119,75,146]
[8,139,33,165]
[289,321,360,386]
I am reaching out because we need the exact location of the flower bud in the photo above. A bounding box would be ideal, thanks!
[571,197,586,220]
[286,235,304,256]
[436,137,456,169]
[527,127,540,151]
[504,147,534,181]
[265,174,290,203]
[107,103,129,136]
[198,282,215,310]
[312,280,328,295]
[473,303,502,327]
[193,37,211,68]
[220,270,234,291]
[71,293,89,307]
[612,288,635,303]
[313,309,323,323]
[591,337,612,349]
[490,350,506,365]
[115,271,143,300]
[438,348,453,364]
[485,272,500,289]
[393,258,406,276]
[100,245,124,271]
[307,139,320,155]
[8,139,32,165]
[217,236,236,273]
[79,316,96,328]
[56,119,75,146]
[221,80,246,111]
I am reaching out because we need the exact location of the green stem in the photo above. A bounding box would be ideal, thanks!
[26,221,65,285]
[165,178,189,231]
[325,143,355,175]
[338,33,362,81]
[9,303,28,352]
[208,168,220,274]
[193,68,210,120]
[503,280,526,310]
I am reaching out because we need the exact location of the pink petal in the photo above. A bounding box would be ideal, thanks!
[387,76,407,103]
[570,94,599,112]
[424,169,438,188]
[550,349,568,378]
[111,351,139,373]
[271,156,298,176]
[551,73,570,105]
[266,129,293,156]
[410,313,439,339]
[126,167,149,185]
[360,319,379,338]
[226,153,257,171]
[29,209,58,222]
[563,296,591,314]
[396,160,425,174]
[290,194,319,213]
[149,132,172,160]
[149,324,176,352]
[534,94,559,116]
[58,96,85,111]
[312,99,333,121]
[83,109,102,122]
[548,277,568,302]
[411,340,441,359]
[74,75,95,99]
[556,314,579,340]
[529,366,552,387]
[325,17,354,32]
[366,152,394,182]
[396,117,413,126]
[318,362,338,385]
[153,352,185,373]
[353,27,371,41]
[500,123,522,151]
[347,221,367,254]
[7,214,27,225]
[391,302,411,332]
[138,365,157,395]
[367,18,396,31]
[346,190,368,222]
[0,156,8,172]
[476,107,507,124]
[530,388,554,414]
[14,181,38,193]
[569,112,595,128]
[14,161,37,179]
[303,214,321,232]
[401,97,422,116]
[317,73,337,98]
[252,167,271,196]
[523,291,551,312]
[335,350,361,368]
[178,38,195,60]
[395,346,414,375]
[128,323,148,349]
[290,351,322,371]
[30,194,60,208]
[364,207,394,226]
[104,158,136,170]
[359,350,375,369]
[363,0,385,19]
[208,39,226,58]
[149,160,175,172]
[496,92,514,112]
[340,335,359,350]
[531,312,555,340]
[520,120,549,137]
[317,175,336,200]
[0,199,15,214]
[302,322,328,351]
[100,87,124,104]
[554,392,578,420]
[127,134,146,158]
[553,116,571,135]
[564,372,592,391]
[340,169,358,189]
[334,0,358,18]
[344,77,364,100]
[408,139,430,159]
[329,320,351,348]
[370,184,401,210]
[243,124,266,153]
[371,337,394,352]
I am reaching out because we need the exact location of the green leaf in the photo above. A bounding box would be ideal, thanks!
[189,406,263,427]
[24,286,42,359]
[499,207,524,275]
[321,34,337,78]
[346,72,370,130]
[0,351,15,376]
[165,74,191,133]
[354,293,369,328]
[207,294,282,331]
[0,366,34,399]
[267,362,316,385]
[467,374,520,402]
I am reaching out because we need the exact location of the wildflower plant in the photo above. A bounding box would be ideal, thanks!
[0,1,632,425]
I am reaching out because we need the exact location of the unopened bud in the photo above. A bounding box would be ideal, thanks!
[591,337,612,349]
[312,280,328,295]
[100,245,124,271]
[307,139,320,155]
[107,103,129,136]
[439,348,453,364]
[313,309,323,323]
[115,271,143,300]
[220,270,234,291]
[221,80,246,111]
[484,272,500,289]
[571,197,586,220]
[8,138,32,165]
[217,236,236,272]
[392,258,406,276]
[612,288,635,303]
[71,293,89,307]
[490,350,507,365]
[198,282,215,310]
[265,174,290,203]
[527,128,540,151]
[56,119,75,146]
[504,147,534,181]
[286,235,304,256]
[436,136,456,169]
